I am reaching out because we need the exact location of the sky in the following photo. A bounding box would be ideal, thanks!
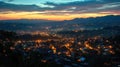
[0,0,120,21]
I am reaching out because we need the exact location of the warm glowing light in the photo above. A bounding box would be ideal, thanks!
[41,60,47,63]
[108,45,112,49]
[65,43,70,48]
[35,40,42,43]
[17,40,22,43]
[65,51,71,57]
[89,47,93,50]
[57,52,61,55]
[49,44,56,54]
[79,48,82,50]
[10,47,15,51]
[84,41,93,49]
[97,46,101,49]
[77,59,81,62]
[26,47,31,51]
[109,50,115,54]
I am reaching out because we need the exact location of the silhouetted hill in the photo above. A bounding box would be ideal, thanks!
[69,15,120,23]
[67,15,120,25]
[0,15,120,31]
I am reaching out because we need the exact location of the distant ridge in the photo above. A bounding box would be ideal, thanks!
[0,15,120,32]
[0,15,120,23]
[65,15,120,23]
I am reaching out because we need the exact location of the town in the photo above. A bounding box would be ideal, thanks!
[0,30,120,67]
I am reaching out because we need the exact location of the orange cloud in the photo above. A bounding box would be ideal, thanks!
[0,11,119,21]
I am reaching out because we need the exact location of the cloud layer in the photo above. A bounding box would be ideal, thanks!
[0,0,120,20]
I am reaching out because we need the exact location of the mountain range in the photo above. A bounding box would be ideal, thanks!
[0,15,120,32]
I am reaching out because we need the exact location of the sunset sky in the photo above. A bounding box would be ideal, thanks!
[0,0,120,21]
